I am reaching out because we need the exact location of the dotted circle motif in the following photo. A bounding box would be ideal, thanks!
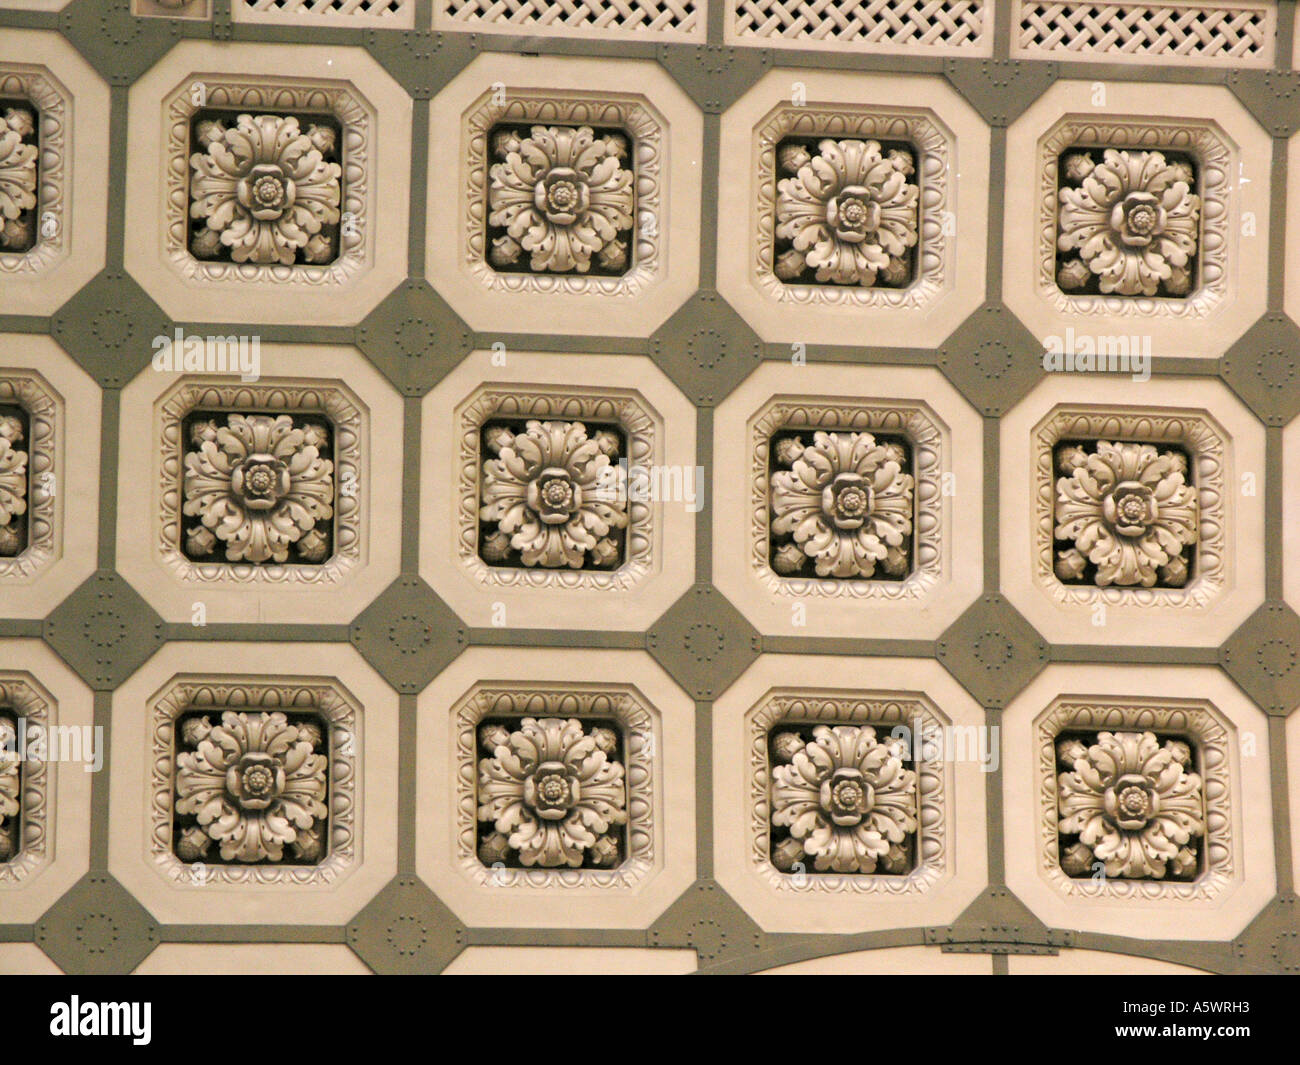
[694,46,735,78]
[97,9,143,48]
[688,329,726,370]
[973,340,1013,380]
[973,630,1015,669]
[386,914,429,958]
[1272,930,1300,972]
[1256,637,1296,679]
[684,622,724,663]
[83,609,127,651]
[1257,349,1297,390]
[91,309,135,350]
[389,614,433,655]
[75,913,121,955]
[395,318,430,359]
[686,918,727,962]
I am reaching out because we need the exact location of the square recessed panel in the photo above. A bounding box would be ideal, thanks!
[1000,375,1266,648]
[0,35,111,315]
[124,40,413,327]
[1003,79,1272,360]
[108,642,399,924]
[426,54,703,337]
[718,70,991,348]
[420,350,697,631]
[1003,665,1275,940]
[116,345,403,626]
[714,363,984,641]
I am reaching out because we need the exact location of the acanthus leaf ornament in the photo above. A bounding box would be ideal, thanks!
[486,124,635,275]
[769,429,914,579]
[774,139,919,288]
[1056,729,1205,880]
[479,419,629,570]
[769,723,918,875]
[1053,440,1197,588]
[189,113,343,267]
[0,716,18,862]
[174,709,329,865]
[1056,148,1200,298]
[476,716,628,869]
[181,413,335,565]
[0,106,37,253]
[0,412,27,556]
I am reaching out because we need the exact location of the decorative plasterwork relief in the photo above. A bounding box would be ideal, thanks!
[749,689,946,898]
[164,76,371,289]
[1052,438,1198,589]
[721,72,989,348]
[1055,147,1200,299]
[0,67,67,277]
[417,647,694,929]
[173,709,330,866]
[150,676,358,887]
[1031,406,1225,612]
[755,105,949,312]
[476,715,629,870]
[182,412,336,566]
[189,112,343,268]
[0,372,56,582]
[453,684,654,891]
[1035,696,1230,902]
[0,102,36,252]
[464,92,663,300]
[479,418,629,572]
[769,429,915,581]
[0,716,16,862]
[0,400,28,558]
[0,673,49,885]
[1036,118,1228,322]
[457,385,654,594]
[773,138,919,288]
[156,378,360,590]
[486,124,634,276]
[1056,729,1204,881]
[750,398,941,604]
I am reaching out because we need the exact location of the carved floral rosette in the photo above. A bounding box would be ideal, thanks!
[750,399,940,601]
[0,371,57,581]
[1032,406,1225,609]
[457,386,654,592]
[0,674,49,885]
[0,67,67,276]
[754,106,949,309]
[150,677,357,886]
[1038,118,1229,319]
[157,379,360,587]
[749,689,947,896]
[464,91,663,298]
[454,685,654,890]
[1035,697,1231,901]
[165,77,371,286]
